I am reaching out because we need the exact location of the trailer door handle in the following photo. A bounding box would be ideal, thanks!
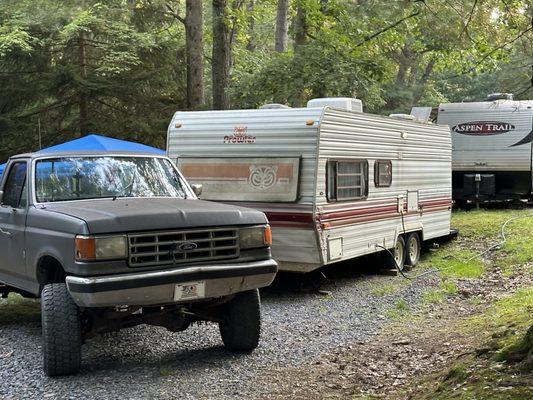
[0,227,12,237]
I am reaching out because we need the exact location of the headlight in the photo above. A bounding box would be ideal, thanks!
[240,225,272,249]
[75,235,127,261]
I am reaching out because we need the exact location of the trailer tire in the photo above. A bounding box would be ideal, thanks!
[405,232,421,267]
[392,236,407,270]
[219,289,261,352]
[41,283,82,376]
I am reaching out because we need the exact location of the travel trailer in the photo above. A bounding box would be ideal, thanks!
[167,98,453,273]
[437,94,533,203]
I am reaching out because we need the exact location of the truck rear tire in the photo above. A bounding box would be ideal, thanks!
[219,289,261,352]
[41,283,82,376]
[405,232,421,267]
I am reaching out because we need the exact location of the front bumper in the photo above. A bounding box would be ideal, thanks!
[66,259,277,308]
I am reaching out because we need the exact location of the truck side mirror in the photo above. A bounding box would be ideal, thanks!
[190,184,203,197]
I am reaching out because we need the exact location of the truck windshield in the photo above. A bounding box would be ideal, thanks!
[34,156,187,202]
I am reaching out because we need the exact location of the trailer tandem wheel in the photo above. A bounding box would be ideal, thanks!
[405,232,421,267]
[393,236,407,271]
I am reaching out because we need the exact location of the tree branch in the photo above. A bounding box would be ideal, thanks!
[354,11,420,48]
[447,26,533,79]
[165,3,185,25]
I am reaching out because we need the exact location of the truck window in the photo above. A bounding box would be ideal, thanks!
[374,160,392,187]
[35,156,186,203]
[2,162,27,208]
[327,160,368,201]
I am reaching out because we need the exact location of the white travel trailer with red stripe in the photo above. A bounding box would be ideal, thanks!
[167,98,452,272]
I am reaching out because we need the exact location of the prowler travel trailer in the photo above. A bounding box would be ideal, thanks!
[167,98,453,273]
[436,94,533,203]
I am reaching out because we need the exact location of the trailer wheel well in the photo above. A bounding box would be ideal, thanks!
[400,229,423,242]
[37,256,67,286]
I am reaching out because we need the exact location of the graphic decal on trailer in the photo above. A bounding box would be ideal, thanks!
[510,129,533,147]
[177,157,300,202]
[451,121,515,136]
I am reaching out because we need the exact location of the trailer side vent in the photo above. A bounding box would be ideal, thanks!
[307,97,363,112]
[389,113,416,120]
[486,93,513,101]
[259,103,291,109]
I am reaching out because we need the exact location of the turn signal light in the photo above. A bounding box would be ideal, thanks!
[264,225,272,246]
[75,236,96,261]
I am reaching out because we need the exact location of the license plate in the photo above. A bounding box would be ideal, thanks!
[174,281,206,301]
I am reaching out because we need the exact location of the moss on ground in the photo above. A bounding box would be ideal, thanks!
[411,210,533,399]
[371,283,398,297]
[417,288,533,400]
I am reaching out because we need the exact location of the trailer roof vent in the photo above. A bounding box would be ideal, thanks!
[486,93,513,101]
[307,97,363,112]
[259,103,291,109]
[389,113,416,121]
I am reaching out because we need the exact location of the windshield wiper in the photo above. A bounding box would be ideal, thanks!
[112,173,137,201]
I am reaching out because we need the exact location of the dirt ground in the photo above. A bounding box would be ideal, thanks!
[252,210,533,400]
[255,265,532,400]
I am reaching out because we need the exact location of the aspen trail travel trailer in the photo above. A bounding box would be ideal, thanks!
[437,95,533,202]
[167,98,453,273]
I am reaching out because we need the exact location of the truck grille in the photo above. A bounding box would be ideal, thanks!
[128,228,239,267]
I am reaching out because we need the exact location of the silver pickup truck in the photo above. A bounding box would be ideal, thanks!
[0,151,277,376]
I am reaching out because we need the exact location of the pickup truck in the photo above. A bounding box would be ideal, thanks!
[0,151,277,376]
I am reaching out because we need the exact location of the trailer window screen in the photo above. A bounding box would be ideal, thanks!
[327,160,368,201]
[374,160,392,187]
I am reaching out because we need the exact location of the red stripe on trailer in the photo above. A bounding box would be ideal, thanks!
[265,212,315,224]
[266,198,451,229]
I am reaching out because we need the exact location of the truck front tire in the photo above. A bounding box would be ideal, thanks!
[41,283,82,376]
[219,289,261,352]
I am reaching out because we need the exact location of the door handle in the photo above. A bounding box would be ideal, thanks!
[0,227,12,237]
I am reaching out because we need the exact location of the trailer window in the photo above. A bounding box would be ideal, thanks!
[374,160,392,187]
[327,160,368,201]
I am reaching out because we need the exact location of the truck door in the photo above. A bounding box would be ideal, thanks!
[0,161,29,287]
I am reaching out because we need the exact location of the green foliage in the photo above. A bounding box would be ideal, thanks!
[0,0,185,160]
[0,0,531,160]
[0,294,40,324]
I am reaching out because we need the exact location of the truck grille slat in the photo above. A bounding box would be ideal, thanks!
[128,228,239,267]
[130,236,238,248]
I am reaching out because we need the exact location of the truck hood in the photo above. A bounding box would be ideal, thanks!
[44,198,267,234]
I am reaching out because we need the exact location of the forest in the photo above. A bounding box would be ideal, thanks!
[0,0,531,162]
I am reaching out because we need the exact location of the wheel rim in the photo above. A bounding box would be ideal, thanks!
[409,237,419,261]
[394,241,403,266]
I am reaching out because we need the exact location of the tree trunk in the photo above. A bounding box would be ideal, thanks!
[212,0,231,110]
[246,0,255,51]
[78,32,88,137]
[294,0,307,47]
[275,0,289,52]
[290,1,308,106]
[412,58,436,105]
[185,0,205,109]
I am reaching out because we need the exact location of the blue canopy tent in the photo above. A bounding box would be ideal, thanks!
[38,134,165,155]
[0,134,165,178]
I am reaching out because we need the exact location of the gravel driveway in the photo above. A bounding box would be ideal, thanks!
[0,263,435,400]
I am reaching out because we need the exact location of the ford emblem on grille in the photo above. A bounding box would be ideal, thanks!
[176,242,198,252]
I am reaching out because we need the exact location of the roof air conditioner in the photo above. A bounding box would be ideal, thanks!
[306,97,363,112]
